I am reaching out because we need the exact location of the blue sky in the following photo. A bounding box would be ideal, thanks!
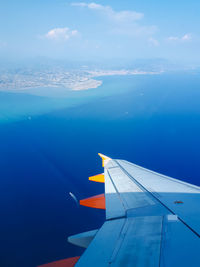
[0,0,200,64]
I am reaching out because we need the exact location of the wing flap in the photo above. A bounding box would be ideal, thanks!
[75,216,163,267]
[75,218,125,267]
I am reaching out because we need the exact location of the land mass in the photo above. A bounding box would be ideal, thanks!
[0,68,162,92]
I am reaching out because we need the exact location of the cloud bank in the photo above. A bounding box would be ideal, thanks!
[71,2,144,22]
[71,2,156,37]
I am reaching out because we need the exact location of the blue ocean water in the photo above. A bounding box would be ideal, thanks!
[0,73,200,266]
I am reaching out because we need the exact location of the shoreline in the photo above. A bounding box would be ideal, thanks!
[0,69,162,92]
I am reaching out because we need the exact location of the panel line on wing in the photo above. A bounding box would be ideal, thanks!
[105,168,127,219]
[120,160,200,192]
[116,160,173,211]
[107,161,156,214]
[107,169,130,211]
[108,216,130,264]
[116,160,200,238]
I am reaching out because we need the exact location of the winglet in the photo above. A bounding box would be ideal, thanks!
[98,153,111,167]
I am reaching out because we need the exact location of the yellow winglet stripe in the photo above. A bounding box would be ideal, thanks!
[98,153,111,167]
[89,174,105,183]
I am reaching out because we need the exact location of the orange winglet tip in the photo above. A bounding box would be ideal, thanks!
[89,174,105,183]
[98,153,111,167]
[37,256,80,267]
[80,194,105,209]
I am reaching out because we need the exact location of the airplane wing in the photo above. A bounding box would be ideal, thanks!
[39,154,200,267]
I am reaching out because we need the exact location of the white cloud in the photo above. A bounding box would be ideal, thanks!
[167,33,192,42]
[45,27,78,41]
[148,37,159,46]
[182,34,191,41]
[71,2,156,37]
[71,2,144,22]
[85,3,103,10]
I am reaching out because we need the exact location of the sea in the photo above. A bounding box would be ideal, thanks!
[0,72,200,266]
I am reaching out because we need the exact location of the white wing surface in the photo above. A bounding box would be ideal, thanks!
[39,154,200,267]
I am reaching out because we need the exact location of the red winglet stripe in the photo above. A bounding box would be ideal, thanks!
[80,194,105,209]
[37,256,80,267]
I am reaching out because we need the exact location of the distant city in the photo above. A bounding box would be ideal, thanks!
[0,67,161,91]
[0,57,197,92]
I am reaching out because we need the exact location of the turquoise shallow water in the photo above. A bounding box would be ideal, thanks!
[0,75,135,124]
[0,73,200,266]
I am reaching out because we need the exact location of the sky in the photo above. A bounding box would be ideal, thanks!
[0,0,200,64]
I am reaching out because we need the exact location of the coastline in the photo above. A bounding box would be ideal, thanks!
[0,69,162,92]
